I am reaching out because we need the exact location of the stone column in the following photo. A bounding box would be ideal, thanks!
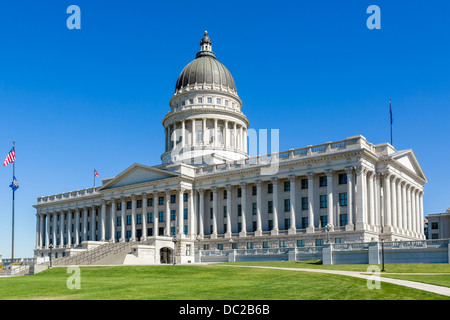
[74,209,80,245]
[367,171,375,229]
[52,212,57,246]
[191,119,196,146]
[406,184,412,234]
[396,178,403,230]
[419,191,424,238]
[390,175,397,231]
[45,214,50,248]
[224,120,228,149]
[101,200,106,242]
[307,172,315,233]
[198,189,205,238]
[202,118,207,145]
[110,199,116,242]
[67,209,72,247]
[325,170,334,231]
[345,167,354,231]
[415,189,420,235]
[384,172,392,231]
[289,175,297,234]
[189,189,196,239]
[181,120,186,148]
[35,214,40,249]
[233,122,237,150]
[39,214,44,249]
[165,190,171,236]
[142,193,148,241]
[60,211,65,247]
[213,119,218,147]
[211,187,218,238]
[91,205,96,241]
[243,128,247,153]
[178,188,184,237]
[225,185,232,238]
[153,191,159,237]
[401,181,407,234]
[411,188,417,235]
[130,195,136,241]
[120,197,126,242]
[355,165,368,231]
[83,207,88,242]
[255,180,263,236]
[239,182,247,237]
[271,177,279,235]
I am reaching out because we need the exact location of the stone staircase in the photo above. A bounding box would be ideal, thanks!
[52,241,135,266]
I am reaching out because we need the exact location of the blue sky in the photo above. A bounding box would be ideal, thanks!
[0,0,449,258]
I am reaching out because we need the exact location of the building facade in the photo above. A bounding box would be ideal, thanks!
[426,212,450,239]
[33,32,428,264]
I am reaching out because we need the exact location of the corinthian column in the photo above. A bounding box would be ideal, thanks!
[383,172,392,232]
[345,167,354,231]
[306,172,315,233]
[225,185,232,238]
[271,178,279,235]
[211,187,218,238]
[255,180,263,236]
[288,175,297,234]
[355,165,368,231]
[198,189,205,238]
[239,182,247,237]
[325,170,334,231]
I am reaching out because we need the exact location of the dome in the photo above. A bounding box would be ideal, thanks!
[174,31,237,95]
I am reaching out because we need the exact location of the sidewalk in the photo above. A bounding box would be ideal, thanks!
[219,265,450,297]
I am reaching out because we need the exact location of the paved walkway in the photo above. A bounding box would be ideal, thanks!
[219,265,450,297]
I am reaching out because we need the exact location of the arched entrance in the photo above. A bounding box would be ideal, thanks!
[160,247,173,264]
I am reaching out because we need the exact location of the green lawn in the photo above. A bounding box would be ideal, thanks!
[0,264,448,300]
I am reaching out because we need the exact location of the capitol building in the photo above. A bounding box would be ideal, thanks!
[33,32,427,265]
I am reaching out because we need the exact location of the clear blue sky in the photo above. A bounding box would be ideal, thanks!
[0,0,449,258]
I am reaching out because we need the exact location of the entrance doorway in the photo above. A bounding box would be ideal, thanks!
[160,247,173,264]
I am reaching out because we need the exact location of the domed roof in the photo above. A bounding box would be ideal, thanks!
[174,32,237,95]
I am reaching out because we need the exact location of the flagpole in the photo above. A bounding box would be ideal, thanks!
[11,141,15,265]
[390,99,393,146]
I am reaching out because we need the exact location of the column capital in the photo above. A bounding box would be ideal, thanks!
[198,188,205,195]
[131,194,137,200]
[211,186,217,193]
[354,164,367,175]
[225,184,232,191]
[240,181,247,187]
[271,177,278,184]
[255,179,262,187]
[307,172,315,179]
[344,166,353,175]
[325,169,334,177]
[142,192,148,199]
[288,174,296,182]
[101,199,107,205]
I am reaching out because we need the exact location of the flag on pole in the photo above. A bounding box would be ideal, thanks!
[3,147,16,166]
[94,169,99,177]
[9,176,19,191]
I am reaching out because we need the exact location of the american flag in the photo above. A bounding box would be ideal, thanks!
[3,147,16,166]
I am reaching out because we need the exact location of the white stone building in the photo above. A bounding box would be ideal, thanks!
[33,32,428,265]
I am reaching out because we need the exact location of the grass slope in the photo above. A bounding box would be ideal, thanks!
[0,264,447,300]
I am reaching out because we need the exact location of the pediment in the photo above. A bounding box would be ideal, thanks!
[99,164,179,190]
[391,150,427,183]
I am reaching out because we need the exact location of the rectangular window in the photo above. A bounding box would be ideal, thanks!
[252,203,257,215]
[158,211,165,222]
[252,221,257,232]
[207,97,212,103]
[137,200,142,208]
[284,199,290,212]
[301,179,308,189]
[210,208,213,219]
[237,188,242,197]
[170,227,175,236]
[186,244,191,256]
[232,243,238,249]
[197,97,203,104]
[319,176,327,187]
[184,208,188,220]
[301,217,309,229]
[252,185,257,196]
[320,195,327,208]
[285,218,290,229]
[237,204,242,216]
[170,195,176,204]
[223,206,227,218]
[284,181,290,191]
[268,183,273,194]
[189,99,194,105]
[184,193,188,202]
[126,215,132,225]
[339,214,348,227]
[117,203,122,211]
[116,216,122,227]
[127,201,132,209]
[148,198,153,207]
[126,230,131,240]
[217,243,223,250]
[301,197,308,210]
[170,210,176,221]
[158,196,164,205]
[339,173,348,184]
[268,219,273,230]
[320,215,328,228]
[279,240,287,248]
[223,190,227,199]
[431,222,439,229]
[268,200,273,214]
[197,130,203,143]
[137,214,142,225]
[339,193,348,207]
[216,98,221,104]
[263,241,270,249]
[247,242,253,249]
[297,239,305,247]
[225,100,229,106]
[148,212,153,223]
[316,239,324,246]
[335,238,344,244]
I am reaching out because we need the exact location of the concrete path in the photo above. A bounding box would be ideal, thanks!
[218,265,450,298]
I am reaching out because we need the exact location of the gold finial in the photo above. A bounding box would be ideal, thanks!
[204,30,208,35]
